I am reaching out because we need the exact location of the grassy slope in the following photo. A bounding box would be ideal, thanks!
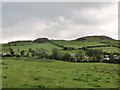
[2,41,118,54]
[92,47,119,53]
[51,40,118,53]
[2,42,62,54]
[2,57,118,88]
[2,35,119,54]
[76,35,118,45]
[51,40,105,48]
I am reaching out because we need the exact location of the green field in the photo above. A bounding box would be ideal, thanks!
[2,40,118,55]
[2,57,118,88]
[2,42,62,54]
[51,40,105,48]
[92,47,119,53]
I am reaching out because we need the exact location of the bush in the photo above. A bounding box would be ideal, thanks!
[31,50,36,57]
[15,54,20,57]
[75,51,84,62]
[28,48,33,52]
[20,50,25,56]
[36,48,48,59]
[63,53,71,61]
[10,49,14,56]
[63,47,75,50]
[86,49,103,62]
[26,52,30,57]
[51,48,63,60]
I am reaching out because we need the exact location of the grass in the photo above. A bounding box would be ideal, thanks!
[2,57,119,88]
[2,40,118,55]
[92,47,119,53]
[51,40,105,48]
[2,42,62,54]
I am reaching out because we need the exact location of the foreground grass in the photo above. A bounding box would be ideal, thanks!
[2,57,119,88]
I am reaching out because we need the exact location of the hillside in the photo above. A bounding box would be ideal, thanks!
[2,35,119,54]
[2,35,119,88]
[7,40,33,45]
[6,35,118,45]
[76,35,118,45]
[76,35,114,41]
[33,38,49,43]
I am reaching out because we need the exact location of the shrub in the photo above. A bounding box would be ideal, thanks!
[63,53,71,61]
[26,52,30,57]
[31,50,36,57]
[10,49,14,56]
[15,54,20,57]
[36,48,48,59]
[51,48,63,60]
[86,49,103,62]
[28,48,33,52]
[37,85,45,88]
[20,50,25,56]
[75,51,84,62]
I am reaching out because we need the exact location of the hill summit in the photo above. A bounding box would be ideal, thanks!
[76,35,115,41]
[33,38,49,43]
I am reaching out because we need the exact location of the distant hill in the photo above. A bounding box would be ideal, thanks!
[2,35,119,53]
[6,35,118,45]
[33,38,49,43]
[75,35,117,45]
[76,35,115,41]
[8,40,33,44]
[7,38,49,44]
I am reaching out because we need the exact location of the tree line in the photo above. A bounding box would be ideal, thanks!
[2,48,120,64]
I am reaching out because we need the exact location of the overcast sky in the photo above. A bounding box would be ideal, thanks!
[2,2,118,43]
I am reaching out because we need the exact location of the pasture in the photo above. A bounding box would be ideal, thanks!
[2,42,62,54]
[2,57,119,88]
[2,40,118,55]
[51,40,105,48]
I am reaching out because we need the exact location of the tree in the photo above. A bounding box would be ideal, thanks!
[26,52,30,57]
[108,53,114,63]
[20,50,25,56]
[31,50,36,57]
[29,48,33,52]
[86,49,103,62]
[17,49,20,52]
[36,48,48,59]
[75,51,84,62]
[10,49,14,56]
[51,48,63,60]
[63,53,71,61]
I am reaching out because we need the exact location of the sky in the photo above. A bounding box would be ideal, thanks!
[1,2,118,43]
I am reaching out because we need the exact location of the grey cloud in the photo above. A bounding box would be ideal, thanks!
[2,2,118,43]
[2,2,113,27]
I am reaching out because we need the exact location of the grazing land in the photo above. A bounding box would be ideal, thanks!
[2,57,118,88]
